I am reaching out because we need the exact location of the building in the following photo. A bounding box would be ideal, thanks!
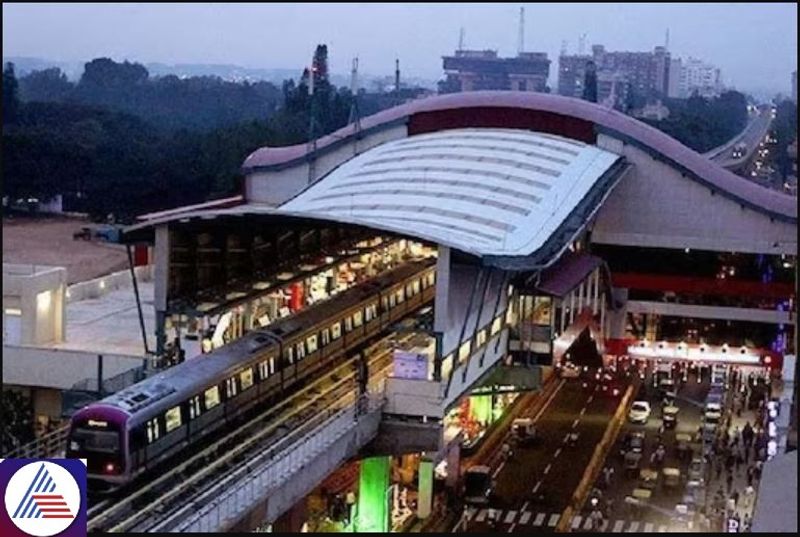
[557,44,670,109]
[440,49,550,93]
[679,57,723,98]
[667,58,682,98]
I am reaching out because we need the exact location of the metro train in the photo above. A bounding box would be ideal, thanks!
[66,259,436,487]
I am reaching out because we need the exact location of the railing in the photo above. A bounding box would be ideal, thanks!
[170,393,385,533]
[2,425,69,459]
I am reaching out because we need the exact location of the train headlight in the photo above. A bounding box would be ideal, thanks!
[105,463,116,474]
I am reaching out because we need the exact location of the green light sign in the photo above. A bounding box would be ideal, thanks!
[355,456,390,533]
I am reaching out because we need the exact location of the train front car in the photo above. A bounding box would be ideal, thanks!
[67,404,131,489]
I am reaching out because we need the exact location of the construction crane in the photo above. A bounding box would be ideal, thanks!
[517,6,525,55]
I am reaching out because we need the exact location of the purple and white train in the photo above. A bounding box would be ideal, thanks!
[66,259,436,488]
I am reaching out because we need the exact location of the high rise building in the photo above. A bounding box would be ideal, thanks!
[679,57,723,98]
[667,58,682,98]
[557,44,670,109]
[440,49,550,94]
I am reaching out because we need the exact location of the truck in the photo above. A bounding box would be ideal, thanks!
[463,465,493,506]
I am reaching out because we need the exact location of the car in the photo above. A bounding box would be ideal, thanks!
[512,418,537,446]
[688,457,705,484]
[628,401,652,424]
[627,431,646,453]
[704,402,722,417]
[599,373,622,397]
[662,405,679,429]
[464,465,493,505]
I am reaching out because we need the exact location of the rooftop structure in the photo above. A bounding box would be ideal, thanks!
[440,49,550,94]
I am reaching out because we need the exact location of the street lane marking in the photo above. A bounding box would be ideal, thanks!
[571,516,582,530]
[612,520,625,532]
[583,517,593,530]
[563,433,570,444]
[580,406,587,416]
[533,379,566,423]
[533,513,546,526]
[521,501,529,512]
[600,520,609,531]
[504,511,517,524]
[644,522,654,532]
[587,395,594,403]
[572,418,580,428]
[627,521,640,532]
[520,512,532,525]
[532,480,542,493]
[476,509,487,522]
[553,447,562,458]
[657,525,668,532]
[548,514,560,527]
[492,461,506,479]
[543,463,551,475]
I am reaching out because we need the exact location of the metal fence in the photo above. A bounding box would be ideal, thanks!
[174,394,384,533]
[2,424,69,459]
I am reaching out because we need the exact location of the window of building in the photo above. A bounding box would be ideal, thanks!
[458,341,472,362]
[165,406,182,433]
[441,353,454,381]
[406,283,415,297]
[240,368,254,390]
[331,322,342,340]
[205,386,220,409]
[269,356,276,375]
[426,272,435,288]
[307,334,318,353]
[389,294,396,308]
[491,317,502,336]
[505,306,514,326]
[146,418,160,444]
[476,329,487,347]
[189,395,201,419]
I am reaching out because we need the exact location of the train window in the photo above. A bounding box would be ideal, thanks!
[491,317,502,336]
[321,328,330,346]
[296,342,306,360]
[406,283,414,297]
[505,307,514,325]
[189,395,201,419]
[146,418,160,444]
[353,311,363,328]
[205,386,221,409]
[389,294,396,308]
[165,406,182,433]
[226,377,238,398]
[396,289,405,304]
[344,316,353,333]
[259,360,269,380]
[365,306,373,322]
[285,346,294,364]
[307,334,318,353]
[458,341,471,363]
[240,368,254,390]
[476,329,487,347]
[427,272,435,287]
[381,296,389,312]
[331,322,342,340]
[413,280,421,295]
[269,356,276,375]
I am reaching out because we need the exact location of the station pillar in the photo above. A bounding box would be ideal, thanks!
[355,456,391,533]
[417,457,434,519]
[272,498,307,533]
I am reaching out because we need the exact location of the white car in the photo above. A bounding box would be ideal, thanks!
[628,401,652,424]
[559,362,581,379]
[705,402,722,417]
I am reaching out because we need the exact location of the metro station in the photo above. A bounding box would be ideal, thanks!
[75,91,796,532]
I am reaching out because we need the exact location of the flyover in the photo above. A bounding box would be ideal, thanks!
[704,106,773,171]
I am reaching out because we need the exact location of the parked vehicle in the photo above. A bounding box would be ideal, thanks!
[512,418,538,446]
[628,401,652,424]
[662,405,679,429]
[464,465,493,506]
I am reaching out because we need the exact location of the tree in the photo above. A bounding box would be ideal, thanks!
[2,62,20,124]
[18,67,74,102]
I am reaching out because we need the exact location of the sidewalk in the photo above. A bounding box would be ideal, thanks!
[702,376,777,532]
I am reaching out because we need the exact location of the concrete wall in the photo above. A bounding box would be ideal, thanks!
[626,300,795,325]
[245,124,408,205]
[66,265,152,303]
[592,141,797,256]
[3,345,144,390]
[2,265,67,345]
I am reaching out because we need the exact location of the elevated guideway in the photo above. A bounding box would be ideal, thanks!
[704,108,772,171]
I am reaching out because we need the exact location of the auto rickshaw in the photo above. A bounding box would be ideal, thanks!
[639,468,659,489]
[511,418,538,446]
[624,451,642,477]
[663,467,681,488]
[662,405,679,429]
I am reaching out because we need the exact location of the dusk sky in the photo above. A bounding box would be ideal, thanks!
[3,2,797,94]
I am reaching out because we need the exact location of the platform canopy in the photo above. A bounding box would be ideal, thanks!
[280,128,626,266]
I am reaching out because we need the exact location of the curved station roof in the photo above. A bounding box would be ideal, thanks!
[281,128,623,261]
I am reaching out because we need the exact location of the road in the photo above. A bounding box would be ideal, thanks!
[454,375,626,533]
[573,366,719,533]
[707,108,772,170]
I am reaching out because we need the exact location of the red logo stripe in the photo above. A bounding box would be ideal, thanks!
[32,495,63,499]
[42,515,74,519]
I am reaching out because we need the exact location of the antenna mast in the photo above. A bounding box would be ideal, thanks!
[517,7,525,55]
[394,58,400,105]
[348,57,362,155]
[458,27,465,51]
[307,53,319,185]
[665,28,670,50]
